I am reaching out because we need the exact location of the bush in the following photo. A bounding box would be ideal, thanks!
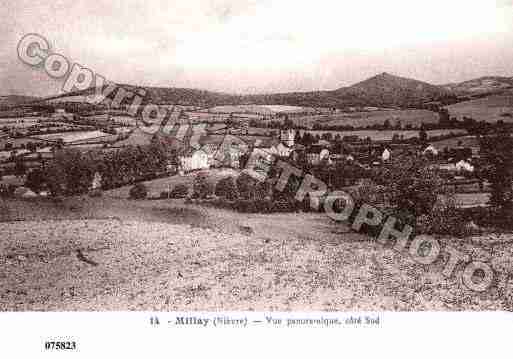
[193,173,213,199]
[0,184,16,199]
[160,191,171,199]
[45,149,96,196]
[89,188,103,197]
[236,172,255,200]
[372,155,443,218]
[171,184,189,199]
[231,198,300,213]
[237,172,271,200]
[461,206,513,231]
[25,168,46,193]
[415,195,470,237]
[346,178,468,237]
[215,176,238,200]
[129,183,148,200]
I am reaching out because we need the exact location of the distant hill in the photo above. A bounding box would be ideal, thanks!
[34,72,457,109]
[245,73,454,108]
[445,89,513,123]
[443,76,513,96]
[334,72,453,107]
[42,84,235,107]
[0,95,39,107]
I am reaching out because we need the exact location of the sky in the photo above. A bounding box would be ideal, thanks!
[1,0,513,97]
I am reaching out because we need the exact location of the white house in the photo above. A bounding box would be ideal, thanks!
[180,149,209,172]
[275,143,293,157]
[455,160,474,172]
[382,148,391,161]
[423,145,439,156]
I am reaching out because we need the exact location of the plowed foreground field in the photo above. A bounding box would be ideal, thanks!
[1,195,513,311]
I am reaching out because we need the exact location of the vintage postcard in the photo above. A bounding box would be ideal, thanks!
[1,0,513,357]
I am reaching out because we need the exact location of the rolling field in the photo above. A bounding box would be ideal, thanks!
[0,117,41,129]
[31,130,112,144]
[431,135,480,154]
[204,105,315,114]
[292,109,439,128]
[446,91,513,123]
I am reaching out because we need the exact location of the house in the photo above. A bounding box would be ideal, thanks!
[438,163,458,172]
[200,143,219,166]
[381,148,391,161]
[455,160,474,172]
[245,147,275,181]
[290,143,306,163]
[179,149,209,173]
[306,146,330,165]
[222,145,245,168]
[52,108,74,121]
[213,136,251,168]
[423,144,439,156]
[274,142,293,157]
[314,139,331,147]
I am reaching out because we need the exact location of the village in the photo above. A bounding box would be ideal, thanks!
[0,101,481,204]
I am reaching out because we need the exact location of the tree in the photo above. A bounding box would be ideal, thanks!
[129,183,148,200]
[373,154,444,218]
[236,172,270,200]
[480,133,513,213]
[283,117,294,129]
[321,132,333,142]
[25,168,46,193]
[14,158,26,178]
[419,126,428,145]
[236,172,256,200]
[193,172,214,199]
[45,149,96,196]
[170,184,189,198]
[438,108,450,127]
[26,142,37,153]
[225,114,237,131]
[215,176,239,200]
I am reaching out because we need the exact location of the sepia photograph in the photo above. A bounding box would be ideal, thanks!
[1,0,513,355]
